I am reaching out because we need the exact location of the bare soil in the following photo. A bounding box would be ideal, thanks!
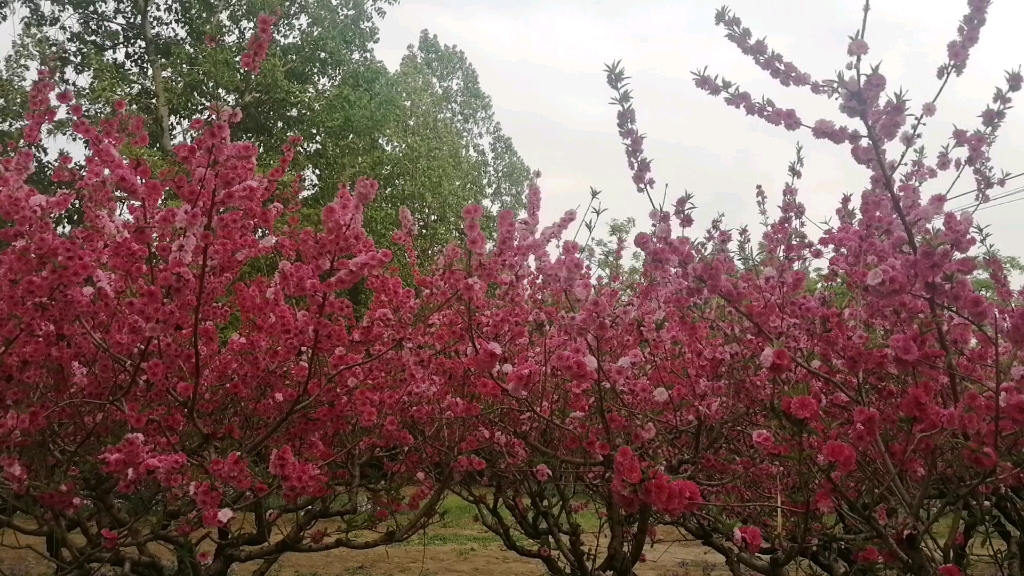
[1,527,729,576]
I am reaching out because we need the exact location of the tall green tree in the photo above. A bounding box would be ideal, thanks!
[312,29,531,259]
[0,1,531,251]
[395,30,530,216]
[0,0,393,153]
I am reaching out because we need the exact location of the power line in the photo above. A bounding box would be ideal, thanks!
[815,172,1023,230]
[974,194,1024,214]
[946,172,1023,202]
[948,185,1024,213]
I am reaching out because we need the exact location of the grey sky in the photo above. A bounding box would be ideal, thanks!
[376,0,1024,260]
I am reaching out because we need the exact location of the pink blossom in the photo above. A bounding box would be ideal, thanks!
[241,13,278,74]
[101,529,118,549]
[751,429,774,451]
[217,508,234,524]
[733,526,763,553]
[889,334,919,361]
[0,457,28,493]
[614,447,643,485]
[866,267,883,286]
[847,39,869,57]
[787,396,820,421]
[534,464,552,482]
[820,441,857,474]
[857,547,881,563]
[760,347,793,375]
[462,204,485,220]
[56,89,75,105]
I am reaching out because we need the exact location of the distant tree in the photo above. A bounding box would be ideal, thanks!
[0,2,531,252]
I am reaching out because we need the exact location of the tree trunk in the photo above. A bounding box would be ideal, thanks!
[139,0,173,153]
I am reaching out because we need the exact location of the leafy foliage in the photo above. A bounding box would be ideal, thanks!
[0,0,530,253]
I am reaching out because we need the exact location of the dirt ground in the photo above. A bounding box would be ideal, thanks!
[250,536,728,576]
[2,499,1004,575]
[0,532,729,576]
[1,507,730,576]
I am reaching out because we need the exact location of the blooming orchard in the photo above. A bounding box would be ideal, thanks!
[3,2,1024,576]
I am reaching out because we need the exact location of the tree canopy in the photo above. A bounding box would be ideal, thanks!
[0,0,531,252]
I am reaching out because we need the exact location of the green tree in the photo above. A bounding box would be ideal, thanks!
[0,0,393,152]
[0,1,531,252]
[394,30,530,216]
[585,216,643,285]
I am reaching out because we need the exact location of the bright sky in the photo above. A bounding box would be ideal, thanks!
[376,0,1024,260]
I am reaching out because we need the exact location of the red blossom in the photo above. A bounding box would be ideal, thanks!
[614,446,643,485]
[733,526,763,554]
[786,396,820,421]
[241,13,278,74]
[820,441,857,475]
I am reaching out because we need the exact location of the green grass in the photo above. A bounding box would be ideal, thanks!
[574,507,602,533]
[392,494,603,550]
[436,496,479,529]
[398,532,500,547]
[435,494,602,532]
[253,493,604,551]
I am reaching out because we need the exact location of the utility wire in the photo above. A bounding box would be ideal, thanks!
[974,194,1024,214]
[948,185,1024,213]
[945,172,1022,202]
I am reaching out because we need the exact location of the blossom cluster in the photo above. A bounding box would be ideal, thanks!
[240,13,278,74]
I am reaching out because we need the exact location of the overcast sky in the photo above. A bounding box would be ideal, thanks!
[376,0,1024,261]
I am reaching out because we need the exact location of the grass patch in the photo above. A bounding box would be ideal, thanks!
[398,532,501,548]
[437,496,479,529]
[436,494,603,532]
